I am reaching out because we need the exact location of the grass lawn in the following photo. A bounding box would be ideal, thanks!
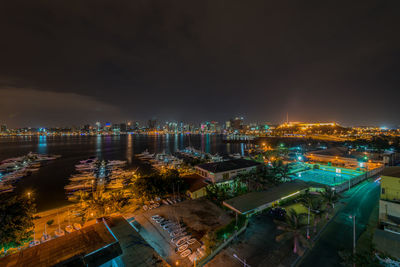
[284,203,309,214]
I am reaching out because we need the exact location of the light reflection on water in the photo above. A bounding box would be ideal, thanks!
[38,135,47,154]
[0,134,249,211]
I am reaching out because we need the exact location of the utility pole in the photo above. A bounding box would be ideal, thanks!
[349,215,356,267]
[235,212,238,239]
[233,254,250,267]
[353,215,356,256]
[307,205,310,239]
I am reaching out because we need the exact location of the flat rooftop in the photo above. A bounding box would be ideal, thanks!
[196,159,261,173]
[104,216,167,267]
[382,166,400,179]
[223,180,309,215]
[308,147,357,158]
[182,174,209,192]
[0,222,121,267]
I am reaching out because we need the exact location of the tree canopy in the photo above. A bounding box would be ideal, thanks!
[0,193,36,250]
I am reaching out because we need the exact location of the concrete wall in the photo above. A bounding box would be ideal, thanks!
[379,200,400,226]
[381,175,400,201]
[188,187,207,199]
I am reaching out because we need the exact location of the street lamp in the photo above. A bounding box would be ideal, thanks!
[233,254,250,267]
[27,192,31,199]
[349,215,356,265]
[307,206,310,239]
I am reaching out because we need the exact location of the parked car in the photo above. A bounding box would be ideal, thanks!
[268,207,286,220]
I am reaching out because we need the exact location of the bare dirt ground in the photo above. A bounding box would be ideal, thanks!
[132,198,232,267]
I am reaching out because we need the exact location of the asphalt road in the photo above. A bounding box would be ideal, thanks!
[299,179,380,266]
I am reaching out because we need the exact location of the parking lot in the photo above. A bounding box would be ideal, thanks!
[133,198,232,266]
[206,212,297,267]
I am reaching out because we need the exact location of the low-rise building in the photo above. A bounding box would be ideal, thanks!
[195,159,261,183]
[379,167,400,234]
[306,147,395,168]
[0,216,167,267]
[182,174,209,199]
[223,180,309,216]
[0,221,122,267]
[373,167,400,260]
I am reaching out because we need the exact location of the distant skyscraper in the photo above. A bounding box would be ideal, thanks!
[148,119,157,130]
[0,124,7,132]
[82,124,90,131]
[231,117,244,131]
[104,122,111,131]
[95,121,101,131]
[119,123,127,132]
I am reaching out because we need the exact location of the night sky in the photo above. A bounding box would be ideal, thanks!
[0,1,399,127]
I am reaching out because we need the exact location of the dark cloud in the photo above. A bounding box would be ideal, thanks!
[0,0,399,126]
[0,88,123,127]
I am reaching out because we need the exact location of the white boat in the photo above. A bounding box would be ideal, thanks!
[65,225,74,234]
[180,249,192,258]
[107,160,126,166]
[73,223,82,230]
[186,238,197,245]
[29,240,40,247]
[70,176,95,182]
[54,229,65,237]
[175,236,191,246]
[171,231,187,238]
[41,233,51,243]
[79,158,97,164]
[136,150,150,158]
[169,227,186,235]
[64,182,93,191]
[177,244,188,253]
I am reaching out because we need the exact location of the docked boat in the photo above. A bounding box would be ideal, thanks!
[29,240,40,247]
[41,233,51,243]
[65,225,74,234]
[64,182,93,191]
[54,229,65,237]
[73,223,82,230]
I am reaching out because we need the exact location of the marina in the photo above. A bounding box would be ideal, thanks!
[0,134,248,211]
[65,158,127,197]
[0,152,60,194]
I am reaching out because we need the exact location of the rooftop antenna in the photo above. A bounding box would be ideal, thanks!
[286,112,289,124]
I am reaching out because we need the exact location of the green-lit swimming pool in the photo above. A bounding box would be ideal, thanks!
[291,167,363,186]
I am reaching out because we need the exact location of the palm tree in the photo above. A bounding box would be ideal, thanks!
[271,160,291,182]
[275,209,309,255]
[109,191,129,212]
[320,187,339,219]
[309,198,325,233]
[300,192,326,233]
[300,191,314,207]
[88,190,110,218]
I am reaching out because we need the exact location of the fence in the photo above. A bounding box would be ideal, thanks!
[333,165,384,193]
[197,219,249,266]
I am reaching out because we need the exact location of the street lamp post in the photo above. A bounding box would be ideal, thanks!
[235,212,238,239]
[233,254,250,267]
[307,205,310,239]
[349,215,356,266]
